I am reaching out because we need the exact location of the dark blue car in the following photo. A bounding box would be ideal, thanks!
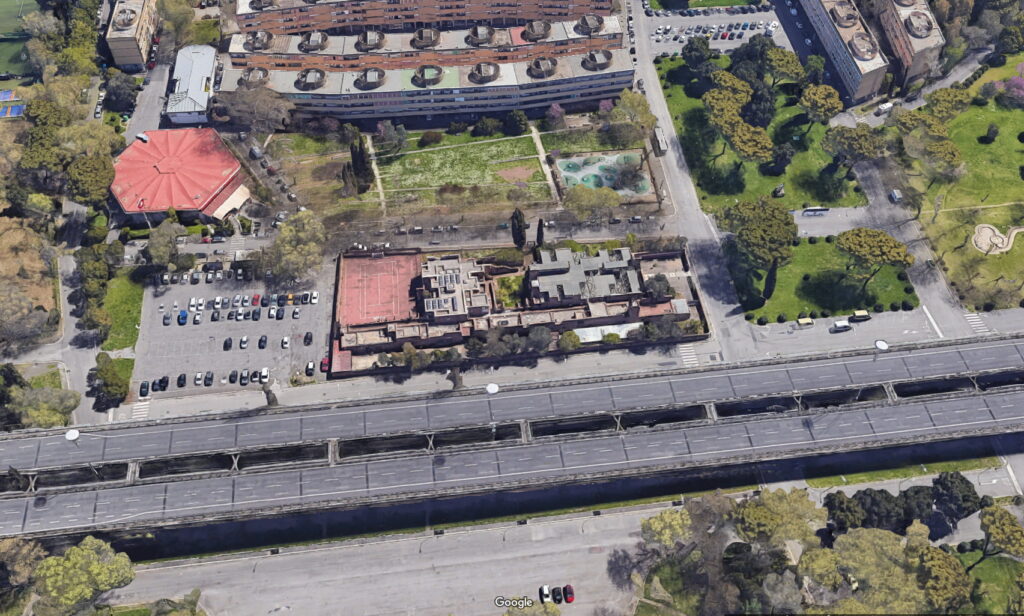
[177,309,188,325]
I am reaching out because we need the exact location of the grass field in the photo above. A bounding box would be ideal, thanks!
[738,240,918,322]
[540,127,644,155]
[268,133,350,158]
[656,57,865,214]
[101,272,144,351]
[956,552,1024,614]
[404,129,512,151]
[918,101,1024,309]
[28,368,61,390]
[187,20,220,46]
[804,455,1002,488]
[967,52,1024,96]
[378,136,540,189]
[0,0,39,74]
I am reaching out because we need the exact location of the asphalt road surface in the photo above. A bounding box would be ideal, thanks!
[104,510,642,615]
[6,386,1024,536]
[3,337,1022,472]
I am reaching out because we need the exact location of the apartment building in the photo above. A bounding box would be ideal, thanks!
[236,0,613,35]
[419,255,491,323]
[878,0,944,85]
[217,48,634,121]
[527,247,643,308]
[105,0,158,71]
[166,45,218,124]
[229,15,622,72]
[798,0,889,102]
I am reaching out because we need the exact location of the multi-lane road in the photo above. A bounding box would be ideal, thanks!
[4,338,1024,537]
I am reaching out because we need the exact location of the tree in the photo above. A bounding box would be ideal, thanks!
[822,124,886,168]
[545,103,566,130]
[644,273,673,300]
[217,86,294,134]
[798,547,843,590]
[836,228,914,293]
[641,508,692,548]
[472,116,502,137]
[799,84,843,126]
[853,487,904,532]
[923,139,965,183]
[524,326,552,354]
[158,0,195,40]
[67,154,114,207]
[733,488,825,546]
[504,110,529,136]
[562,185,619,220]
[7,387,80,428]
[535,218,545,247]
[604,122,646,149]
[147,219,186,267]
[824,490,866,532]
[741,80,777,128]
[375,120,408,156]
[57,121,125,158]
[33,537,133,613]
[926,87,973,121]
[986,122,1000,142]
[0,285,50,356]
[610,89,657,132]
[265,210,326,281]
[93,352,129,402]
[557,330,581,352]
[803,55,826,86]
[0,537,46,607]
[918,546,972,612]
[967,506,1024,571]
[1001,22,1024,53]
[722,200,796,299]
[766,47,805,87]
[105,70,139,113]
[766,142,796,175]
[682,36,713,75]
[832,528,928,612]
[725,123,774,166]
[932,471,982,525]
[898,485,935,526]
[510,208,527,249]
[730,34,776,78]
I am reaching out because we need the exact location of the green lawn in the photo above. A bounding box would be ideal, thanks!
[540,127,644,155]
[955,552,1024,614]
[404,129,513,151]
[656,57,865,214]
[495,275,524,309]
[0,0,39,74]
[101,272,144,351]
[187,20,220,46]
[28,369,61,390]
[737,240,918,322]
[918,102,1024,309]
[378,136,541,190]
[805,455,1002,489]
[967,52,1024,96]
[268,133,350,158]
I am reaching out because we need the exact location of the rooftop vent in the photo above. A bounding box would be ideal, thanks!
[354,67,386,90]
[240,67,269,86]
[112,6,138,29]
[466,24,495,46]
[299,30,328,52]
[412,64,444,87]
[356,30,385,51]
[848,32,879,60]
[245,30,274,51]
[411,27,441,49]
[575,14,605,35]
[248,0,275,10]
[581,49,613,71]
[295,68,326,91]
[527,56,558,78]
[522,20,552,42]
[469,62,500,84]
[904,10,934,37]
[829,2,859,27]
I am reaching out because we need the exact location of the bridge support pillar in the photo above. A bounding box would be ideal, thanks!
[613,414,624,432]
[126,461,140,485]
[328,439,339,466]
[520,419,531,443]
[426,433,435,452]
[26,474,37,493]
[230,454,240,472]
[705,403,718,422]
[883,382,898,402]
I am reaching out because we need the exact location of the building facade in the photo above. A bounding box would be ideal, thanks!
[218,48,634,122]
[105,0,158,71]
[798,0,889,102]
[878,0,944,85]
[235,0,613,35]
[166,45,218,124]
[229,16,622,72]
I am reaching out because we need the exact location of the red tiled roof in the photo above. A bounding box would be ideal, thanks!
[110,128,241,215]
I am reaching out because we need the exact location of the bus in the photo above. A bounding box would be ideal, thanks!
[652,126,669,156]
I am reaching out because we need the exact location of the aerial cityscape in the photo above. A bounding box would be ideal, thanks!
[0,0,1023,610]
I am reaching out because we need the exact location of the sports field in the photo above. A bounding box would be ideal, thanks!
[0,0,41,75]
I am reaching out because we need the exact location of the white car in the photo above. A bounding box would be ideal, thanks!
[233,294,241,307]
[268,306,277,319]
[804,37,813,45]
[197,297,205,311]
[214,296,222,309]
[193,312,202,324]
[240,335,249,349]
[259,367,269,383]
[311,291,319,304]
[282,336,290,349]
[194,372,203,385]
[189,297,197,311]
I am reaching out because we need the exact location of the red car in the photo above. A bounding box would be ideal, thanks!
[320,357,330,372]
[720,32,729,39]
[146,61,156,69]
[252,293,261,305]
[562,585,575,603]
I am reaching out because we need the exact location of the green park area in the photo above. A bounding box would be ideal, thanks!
[956,552,1024,614]
[377,136,551,212]
[735,239,918,323]
[540,126,645,155]
[0,0,39,75]
[100,271,144,351]
[656,57,865,214]
[915,66,1024,309]
[404,128,514,150]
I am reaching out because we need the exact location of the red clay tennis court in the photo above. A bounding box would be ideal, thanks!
[337,255,419,328]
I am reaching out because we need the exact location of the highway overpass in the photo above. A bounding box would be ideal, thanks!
[3,336,1024,538]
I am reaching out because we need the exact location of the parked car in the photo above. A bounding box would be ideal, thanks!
[321,357,330,372]
[193,312,202,324]
[305,361,315,377]
[139,381,149,397]
[204,371,214,386]
[282,336,290,349]
[276,309,284,321]
[552,586,563,604]
[163,313,172,326]
[239,370,249,386]
[253,308,261,321]
[229,370,238,384]
[259,367,269,383]
[292,308,301,319]
[224,337,232,351]
[311,291,319,304]
[194,372,203,385]
[563,585,575,603]
[240,335,249,349]
[178,310,188,325]
[304,331,313,346]
[177,373,187,387]
[268,307,277,319]
[259,335,268,349]
[539,586,551,604]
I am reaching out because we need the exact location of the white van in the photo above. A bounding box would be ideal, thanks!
[831,319,853,333]
[875,102,893,116]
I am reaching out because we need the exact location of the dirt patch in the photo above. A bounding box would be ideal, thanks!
[311,161,345,182]
[0,218,56,311]
[496,165,537,183]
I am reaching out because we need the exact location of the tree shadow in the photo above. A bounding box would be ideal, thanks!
[791,166,849,203]
[796,270,875,312]
[70,331,103,349]
[773,113,813,151]
[606,548,638,590]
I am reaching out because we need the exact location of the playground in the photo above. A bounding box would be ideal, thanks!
[555,152,653,197]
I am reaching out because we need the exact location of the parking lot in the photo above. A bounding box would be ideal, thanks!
[132,265,333,408]
[639,4,794,55]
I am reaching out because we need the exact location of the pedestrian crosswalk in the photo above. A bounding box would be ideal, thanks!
[964,312,991,335]
[676,344,699,368]
[131,398,151,421]
[229,234,244,250]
